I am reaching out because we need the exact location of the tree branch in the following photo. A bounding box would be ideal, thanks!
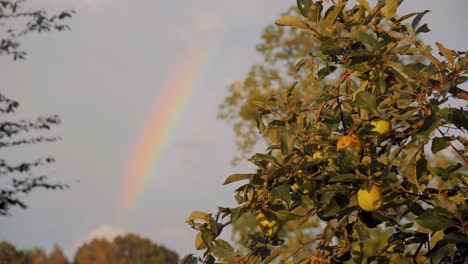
[283,236,323,261]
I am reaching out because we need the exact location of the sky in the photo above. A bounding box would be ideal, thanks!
[0,0,467,259]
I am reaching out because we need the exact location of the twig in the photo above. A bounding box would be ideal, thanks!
[412,235,428,263]
[437,128,466,162]
[314,70,350,123]
[283,236,323,261]
[399,186,434,206]
[231,255,246,264]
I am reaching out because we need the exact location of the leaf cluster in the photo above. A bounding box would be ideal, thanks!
[187,0,467,263]
[0,0,74,60]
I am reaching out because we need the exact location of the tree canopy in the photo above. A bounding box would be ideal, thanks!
[185,0,467,263]
[74,234,179,264]
[0,233,179,264]
[0,242,67,264]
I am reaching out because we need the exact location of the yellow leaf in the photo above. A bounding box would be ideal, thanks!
[430,230,444,249]
[195,232,207,250]
[352,80,368,100]
[381,0,398,19]
[186,211,210,222]
[357,0,371,12]
[324,3,345,27]
[275,16,310,31]
[435,42,455,66]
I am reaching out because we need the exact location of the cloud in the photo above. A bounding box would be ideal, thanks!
[66,224,127,258]
[84,224,127,242]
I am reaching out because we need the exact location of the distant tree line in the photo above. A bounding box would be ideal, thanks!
[0,233,179,264]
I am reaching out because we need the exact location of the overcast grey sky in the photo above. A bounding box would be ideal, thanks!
[0,0,467,259]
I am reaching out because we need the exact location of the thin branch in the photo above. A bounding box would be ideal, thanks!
[413,235,428,264]
[399,186,434,206]
[283,236,323,261]
[437,128,466,162]
[314,70,350,123]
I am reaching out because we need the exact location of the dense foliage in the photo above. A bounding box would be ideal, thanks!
[0,234,179,264]
[185,0,467,263]
[74,234,179,264]
[0,242,68,264]
[0,0,73,215]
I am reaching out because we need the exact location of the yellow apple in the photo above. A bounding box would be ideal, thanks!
[370,120,391,135]
[357,184,383,212]
[337,135,363,153]
[256,212,279,236]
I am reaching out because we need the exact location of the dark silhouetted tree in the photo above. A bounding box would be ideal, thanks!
[24,248,47,264]
[74,234,179,264]
[48,245,69,264]
[0,241,23,264]
[0,0,74,215]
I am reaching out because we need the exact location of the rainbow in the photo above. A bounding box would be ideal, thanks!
[119,45,212,217]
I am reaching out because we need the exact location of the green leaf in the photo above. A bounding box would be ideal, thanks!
[395,11,423,24]
[324,3,345,27]
[212,239,234,258]
[401,144,422,187]
[354,32,378,48]
[249,153,281,167]
[436,42,456,66]
[280,131,291,155]
[431,137,449,154]
[355,91,378,114]
[186,211,211,222]
[432,163,463,179]
[275,209,301,221]
[355,223,370,240]
[381,0,398,19]
[415,24,430,34]
[329,174,358,182]
[317,65,337,79]
[440,108,468,130]
[271,184,291,205]
[415,113,440,139]
[388,62,410,82]
[296,0,313,17]
[180,254,198,264]
[321,197,340,217]
[416,212,455,231]
[275,16,310,31]
[456,76,468,85]
[348,63,368,73]
[444,232,468,244]
[223,173,253,185]
[411,10,430,29]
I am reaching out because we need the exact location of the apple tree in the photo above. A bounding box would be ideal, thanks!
[185,0,467,263]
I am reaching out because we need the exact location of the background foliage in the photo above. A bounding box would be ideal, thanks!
[186,0,467,263]
[0,233,179,264]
